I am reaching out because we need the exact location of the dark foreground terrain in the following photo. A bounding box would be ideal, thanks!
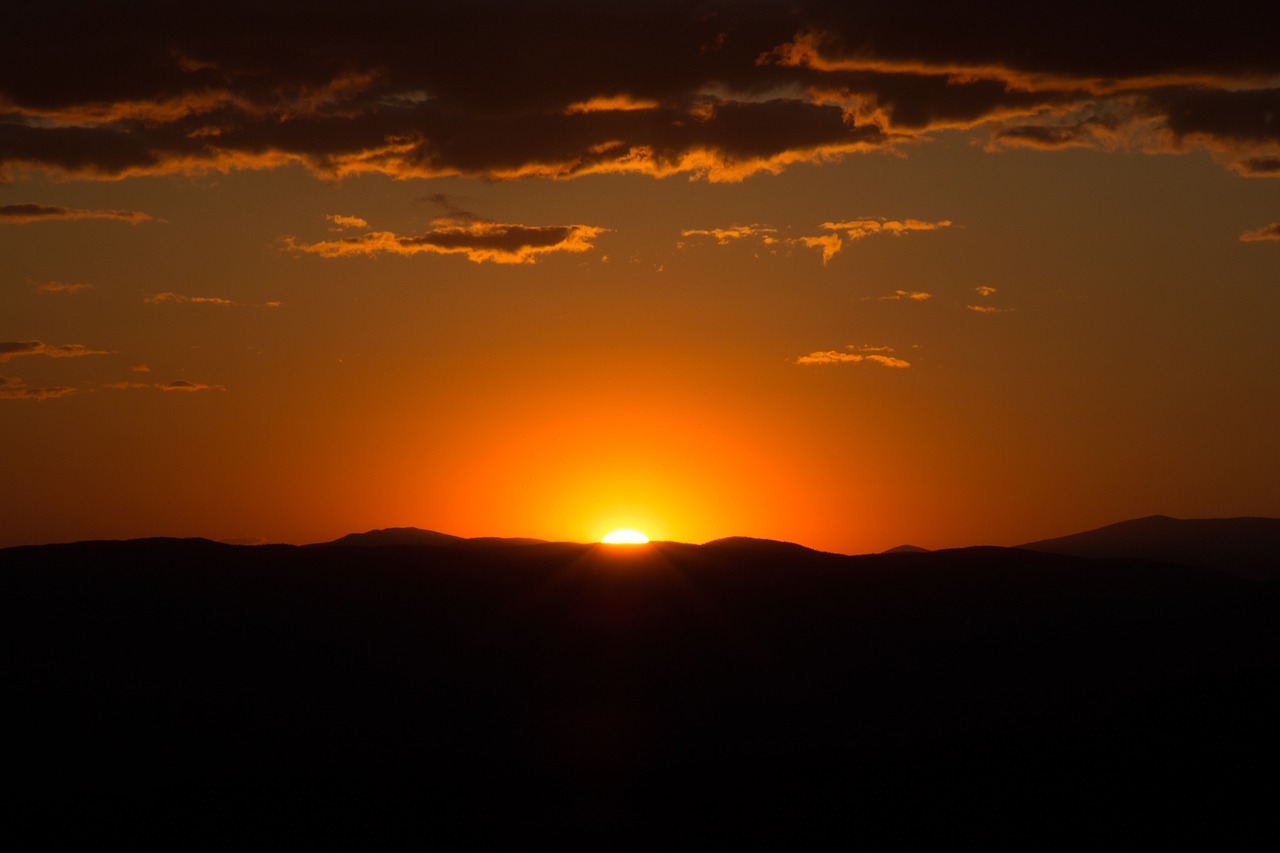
[5,532,1279,846]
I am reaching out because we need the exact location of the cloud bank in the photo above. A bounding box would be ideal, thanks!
[2,2,1273,184]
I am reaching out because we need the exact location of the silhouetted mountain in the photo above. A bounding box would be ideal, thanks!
[882,543,931,553]
[4,534,1277,846]
[1019,515,1280,579]
[317,526,549,549]
[317,526,466,547]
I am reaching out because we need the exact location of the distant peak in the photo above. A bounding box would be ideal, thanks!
[317,527,464,548]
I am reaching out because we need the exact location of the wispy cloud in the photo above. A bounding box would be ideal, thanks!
[974,285,998,297]
[143,292,280,308]
[681,217,953,264]
[0,375,76,400]
[287,218,606,264]
[0,341,111,362]
[967,305,1015,314]
[869,290,932,301]
[34,280,96,295]
[104,379,224,392]
[821,218,953,240]
[144,292,237,306]
[1240,222,1280,242]
[795,345,911,367]
[0,203,153,224]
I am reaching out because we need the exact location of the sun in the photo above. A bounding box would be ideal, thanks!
[601,528,650,544]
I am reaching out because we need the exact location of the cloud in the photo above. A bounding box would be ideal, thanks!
[326,214,368,229]
[967,305,1015,314]
[682,216,951,263]
[0,341,111,362]
[144,292,280,308]
[131,363,150,372]
[0,375,76,400]
[144,292,238,306]
[799,233,842,265]
[0,3,1275,185]
[1233,158,1280,177]
[821,218,953,239]
[565,95,661,115]
[106,379,223,392]
[287,218,605,264]
[0,203,153,224]
[974,285,998,296]
[161,380,219,392]
[680,225,779,245]
[795,345,911,367]
[870,290,932,301]
[1240,223,1280,242]
[35,280,96,295]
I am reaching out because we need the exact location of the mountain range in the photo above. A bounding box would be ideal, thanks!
[4,516,1278,845]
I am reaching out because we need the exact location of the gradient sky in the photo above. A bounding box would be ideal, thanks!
[3,1,1278,552]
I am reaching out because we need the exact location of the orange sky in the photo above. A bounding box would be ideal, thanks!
[3,3,1278,552]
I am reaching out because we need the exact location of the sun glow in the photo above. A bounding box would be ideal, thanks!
[601,528,650,544]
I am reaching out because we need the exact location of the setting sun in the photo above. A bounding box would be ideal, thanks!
[601,529,650,544]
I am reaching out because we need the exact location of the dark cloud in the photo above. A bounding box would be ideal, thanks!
[1234,157,1280,177]
[0,375,75,401]
[0,203,154,224]
[0,341,111,362]
[287,219,605,263]
[1,2,1276,182]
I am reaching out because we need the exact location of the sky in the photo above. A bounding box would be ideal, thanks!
[3,1,1278,552]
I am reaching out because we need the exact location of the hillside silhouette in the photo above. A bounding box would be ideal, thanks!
[5,524,1279,845]
[1019,515,1280,579]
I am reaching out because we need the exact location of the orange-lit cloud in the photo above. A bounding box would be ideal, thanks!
[799,233,842,265]
[144,292,238,306]
[1240,223,1280,242]
[680,225,780,245]
[870,290,932,301]
[0,203,153,224]
[287,219,605,264]
[682,216,951,263]
[0,341,111,362]
[35,280,96,295]
[974,285,998,296]
[106,379,223,392]
[326,214,369,229]
[967,305,1015,314]
[795,345,911,367]
[131,363,151,372]
[565,95,660,114]
[822,218,953,239]
[0,375,76,400]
